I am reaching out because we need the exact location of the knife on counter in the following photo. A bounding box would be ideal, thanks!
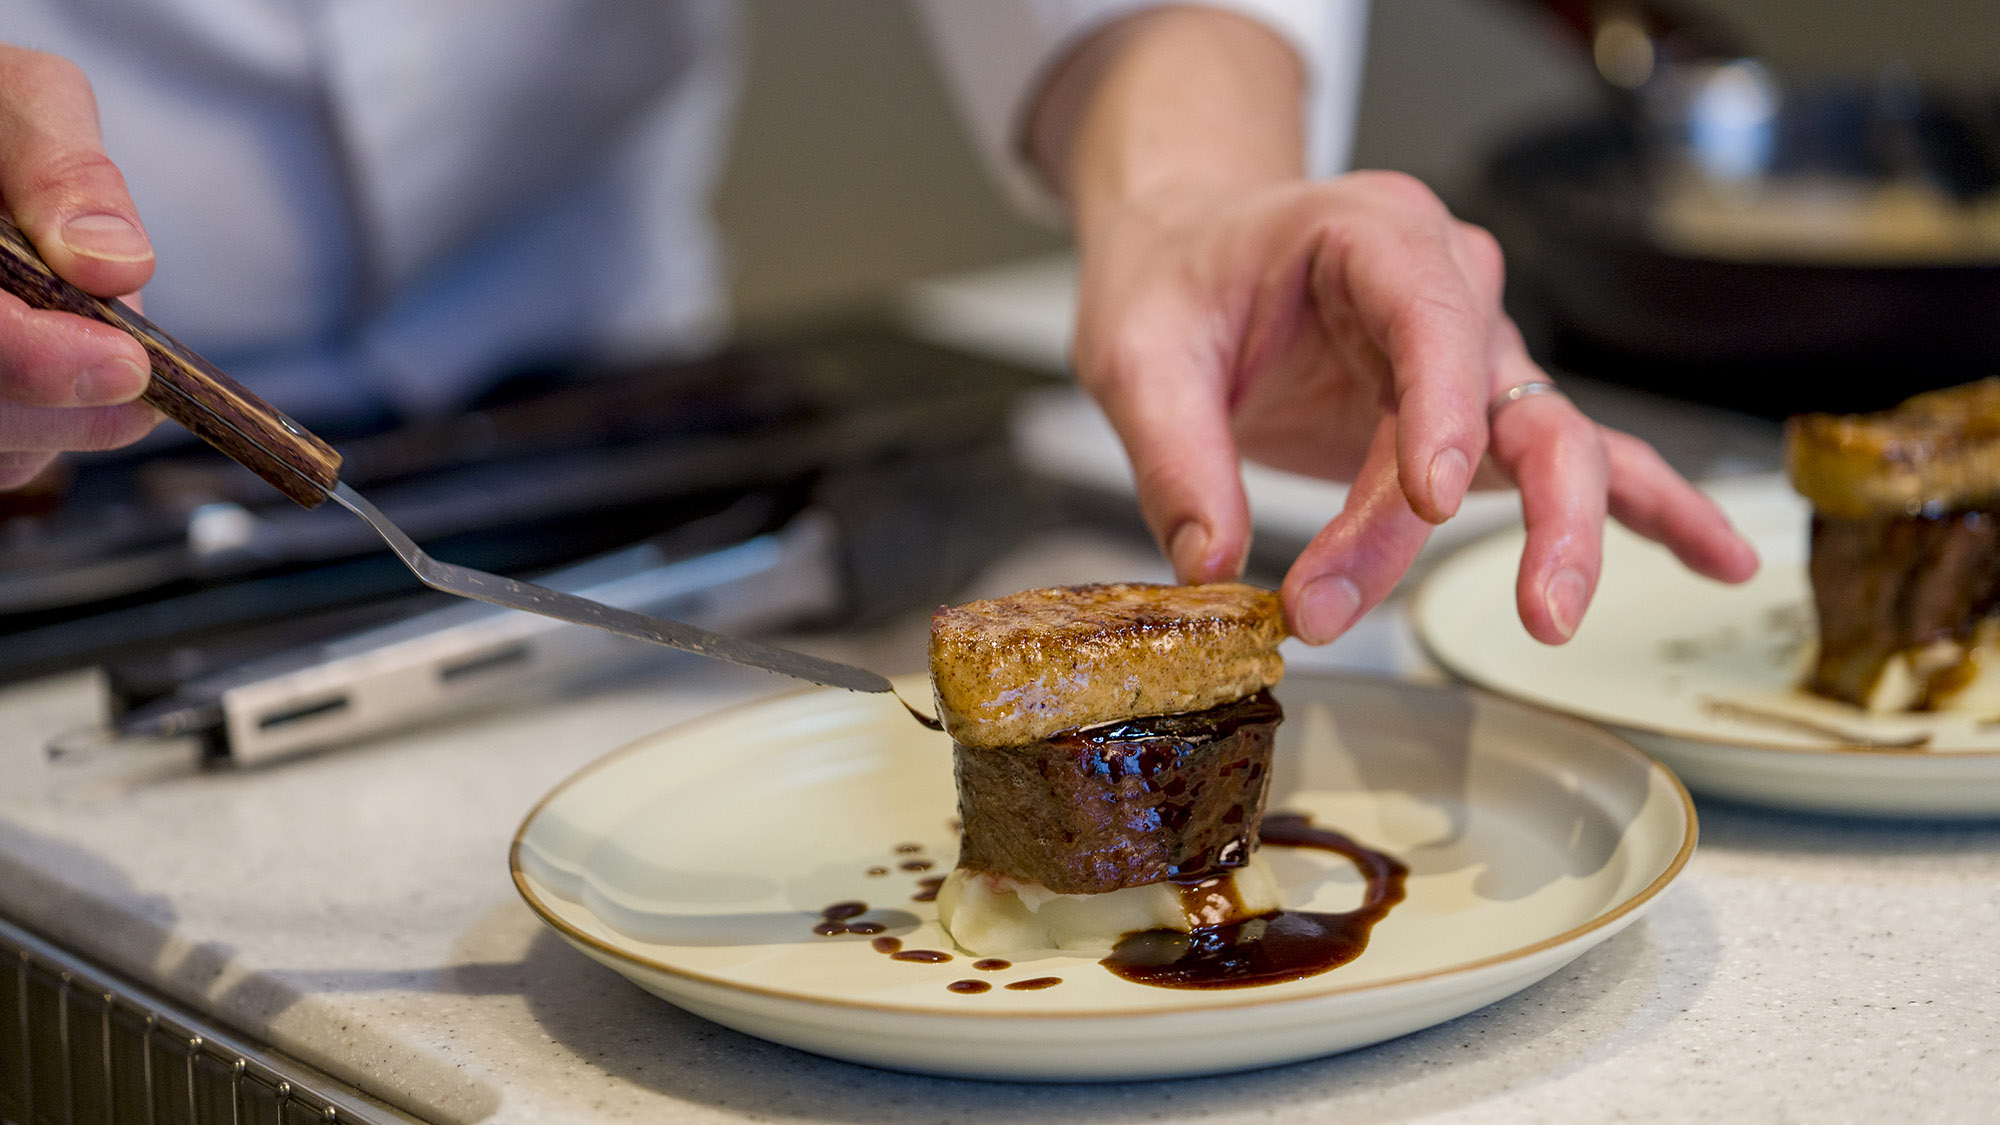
[69,510,846,766]
[0,218,919,706]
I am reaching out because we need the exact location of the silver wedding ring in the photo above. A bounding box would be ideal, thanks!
[1487,380,1563,424]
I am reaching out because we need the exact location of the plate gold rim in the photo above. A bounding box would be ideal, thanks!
[509,671,1697,1022]
[1412,507,2000,761]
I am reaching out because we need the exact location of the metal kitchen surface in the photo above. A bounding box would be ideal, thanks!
[2,913,418,1125]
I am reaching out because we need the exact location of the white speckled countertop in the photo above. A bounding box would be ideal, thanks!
[5,510,1999,1123]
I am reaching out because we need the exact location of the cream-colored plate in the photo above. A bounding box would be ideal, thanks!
[511,672,1693,1081]
[1415,475,2000,817]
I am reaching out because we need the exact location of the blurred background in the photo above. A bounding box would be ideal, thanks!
[721,0,2000,346]
[12,0,2000,752]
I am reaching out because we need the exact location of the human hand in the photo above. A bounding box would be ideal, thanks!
[1034,6,1756,645]
[1072,171,1758,645]
[0,44,161,489]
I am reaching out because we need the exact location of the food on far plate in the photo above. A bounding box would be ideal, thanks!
[1786,378,2000,712]
[928,582,1288,956]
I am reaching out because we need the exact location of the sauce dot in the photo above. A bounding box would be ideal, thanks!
[973,958,1011,971]
[866,867,889,877]
[871,936,903,955]
[820,901,867,921]
[891,949,953,964]
[894,843,924,855]
[947,980,991,994]
[900,859,935,872]
[1005,977,1063,991]
[811,921,849,937]
[847,921,885,935]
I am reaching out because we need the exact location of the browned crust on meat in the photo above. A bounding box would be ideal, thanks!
[1787,378,2000,518]
[928,582,1286,750]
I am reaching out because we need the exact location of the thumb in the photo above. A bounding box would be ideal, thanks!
[0,46,154,297]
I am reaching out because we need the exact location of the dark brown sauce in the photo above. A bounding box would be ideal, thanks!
[900,859,935,872]
[812,900,874,937]
[911,875,945,903]
[1053,690,1283,749]
[973,958,1011,971]
[1102,812,1407,990]
[895,843,925,855]
[947,979,991,994]
[871,936,902,954]
[891,949,953,964]
[1005,977,1063,991]
[866,866,889,876]
[904,700,945,730]
[1174,875,1247,928]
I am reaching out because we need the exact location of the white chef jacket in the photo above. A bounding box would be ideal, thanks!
[1,0,1364,425]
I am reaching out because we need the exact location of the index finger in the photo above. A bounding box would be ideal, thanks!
[1312,176,1496,526]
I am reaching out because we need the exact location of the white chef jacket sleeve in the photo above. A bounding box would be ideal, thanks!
[912,0,1369,222]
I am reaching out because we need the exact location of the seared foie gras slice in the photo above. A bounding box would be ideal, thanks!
[928,582,1286,751]
[1788,377,2000,519]
[1787,380,2000,710]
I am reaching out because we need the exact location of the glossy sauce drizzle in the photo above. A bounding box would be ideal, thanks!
[1102,812,1408,990]
[903,700,946,730]
[890,948,953,964]
[812,900,870,936]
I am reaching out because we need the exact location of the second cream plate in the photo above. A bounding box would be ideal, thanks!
[1415,475,2000,817]
[513,671,1693,1081]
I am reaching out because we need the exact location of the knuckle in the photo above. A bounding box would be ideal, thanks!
[1349,169,1444,215]
[1386,290,1476,353]
[1078,317,1164,399]
[73,404,155,451]
[1458,223,1506,291]
[8,48,90,95]
[23,147,126,208]
[1132,458,1192,508]
[1605,426,1663,467]
[0,308,81,406]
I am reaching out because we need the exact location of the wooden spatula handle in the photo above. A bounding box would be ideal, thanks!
[0,216,341,508]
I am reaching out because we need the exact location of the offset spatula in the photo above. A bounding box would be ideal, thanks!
[0,217,910,701]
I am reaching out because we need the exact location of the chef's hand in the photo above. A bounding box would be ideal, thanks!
[0,44,160,489]
[1033,8,1757,644]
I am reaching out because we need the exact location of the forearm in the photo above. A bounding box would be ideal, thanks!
[1027,7,1308,238]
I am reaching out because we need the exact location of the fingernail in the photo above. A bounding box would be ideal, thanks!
[61,213,153,263]
[1168,522,1210,581]
[1295,575,1362,644]
[1426,448,1470,521]
[1545,567,1587,640]
[75,357,147,405]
